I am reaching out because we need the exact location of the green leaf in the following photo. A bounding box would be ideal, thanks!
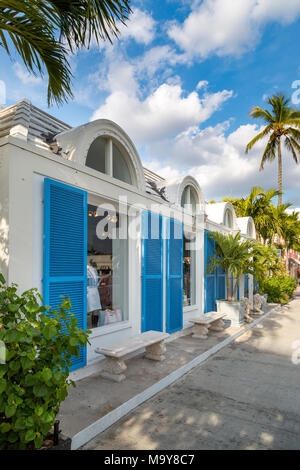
[0,377,7,393]
[0,422,11,433]
[24,429,36,443]
[33,383,49,398]
[0,273,5,284]
[41,368,52,383]
[14,417,27,431]
[25,374,36,386]
[35,406,44,417]
[69,335,79,347]
[44,325,57,340]
[21,357,33,371]
[5,404,17,418]
[7,303,19,313]
[34,433,44,449]
[25,301,41,313]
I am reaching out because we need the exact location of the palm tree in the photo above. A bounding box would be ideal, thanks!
[0,1,131,105]
[207,232,255,301]
[224,186,280,244]
[245,94,300,206]
[274,210,300,271]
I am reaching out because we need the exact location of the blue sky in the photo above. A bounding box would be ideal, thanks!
[1,0,300,207]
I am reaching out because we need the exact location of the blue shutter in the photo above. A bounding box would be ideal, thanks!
[141,211,163,332]
[166,219,183,334]
[244,274,249,297]
[205,231,216,313]
[216,265,226,301]
[43,178,87,371]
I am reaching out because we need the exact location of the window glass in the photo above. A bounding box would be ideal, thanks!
[113,143,132,184]
[224,209,233,228]
[87,202,128,329]
[183,234,196,306]
[86,136,106,174]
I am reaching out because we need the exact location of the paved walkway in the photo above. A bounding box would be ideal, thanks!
[83,295,300,450]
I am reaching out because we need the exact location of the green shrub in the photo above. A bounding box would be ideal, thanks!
[261,275,297,304]
[0,274,90,450]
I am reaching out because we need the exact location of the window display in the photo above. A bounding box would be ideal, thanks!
[183,234,196,306]
[87,202,128,329]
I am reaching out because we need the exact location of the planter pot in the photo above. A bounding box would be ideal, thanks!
[216,300,245,327]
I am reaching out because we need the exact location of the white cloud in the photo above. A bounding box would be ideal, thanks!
[168,0,300,58]
[91,76,232,143]
[117,8,156,45]
[145,121,300,207]
[13,63,42,85]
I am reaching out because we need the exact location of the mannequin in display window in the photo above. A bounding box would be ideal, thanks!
[87,260,102,328]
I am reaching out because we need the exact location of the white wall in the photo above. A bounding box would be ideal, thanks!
[3,136,206,375]
[0,142,9,281]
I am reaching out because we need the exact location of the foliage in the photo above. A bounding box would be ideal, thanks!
[0,274,90,450]
[0,1,131,105]
[245,94,300,205]
[261,275,297,304]
[207,232,255,301]
[251,243,280,287]
[224,186,300,253]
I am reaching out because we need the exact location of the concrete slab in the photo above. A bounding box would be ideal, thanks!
[81,297,300,450]
[58,306,276,444]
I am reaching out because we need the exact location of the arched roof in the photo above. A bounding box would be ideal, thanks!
[236,217,256,239]
[159,175,204,211]
[205,202,238,229]
[55,119,146,191]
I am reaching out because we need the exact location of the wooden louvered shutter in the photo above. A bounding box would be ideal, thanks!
[141,211,163,332]
[43,178,87,371]
[204,231,216,313]
[166,218,183,334]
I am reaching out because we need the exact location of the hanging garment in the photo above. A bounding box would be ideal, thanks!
[87,265,102,312]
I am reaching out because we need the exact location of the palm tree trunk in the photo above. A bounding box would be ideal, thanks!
[285,248,289,273]
[278,139,282,206]
[226,270,232,301]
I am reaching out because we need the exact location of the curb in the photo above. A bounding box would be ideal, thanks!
[71,305,281,450]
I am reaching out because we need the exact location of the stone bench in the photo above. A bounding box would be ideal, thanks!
[189,312,226,339]
[95,330,169,382]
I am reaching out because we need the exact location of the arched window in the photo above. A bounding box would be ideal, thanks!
[181,186,198,212]
[86,136,106,174]
[112,142,132,185]
[224,209,233,228]
[86,137,133,185]
[247,222,254,238]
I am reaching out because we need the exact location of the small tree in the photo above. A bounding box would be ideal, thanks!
[0,274,90,450]
[207,232,255,301]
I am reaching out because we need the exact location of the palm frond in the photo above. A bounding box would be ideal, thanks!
[259,133,277,170]
[0,2,73,105]
[245,124,272,154]
[249,106,275,123]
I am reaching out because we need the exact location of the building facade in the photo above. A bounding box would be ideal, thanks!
[0,99,256,379]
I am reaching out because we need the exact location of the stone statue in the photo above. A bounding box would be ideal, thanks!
[241,297,252,323]
[252,293,264,315]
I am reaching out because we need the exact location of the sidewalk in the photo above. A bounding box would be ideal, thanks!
[58,304,278,448]
[82,296,300,450]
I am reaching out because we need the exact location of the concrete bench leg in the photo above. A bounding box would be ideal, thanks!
[100,357,127,382]
[210,319,225,332]
[192,324,209,339]
[145,341,166,361]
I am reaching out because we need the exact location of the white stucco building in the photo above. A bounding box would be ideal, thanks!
[0,99,256,378]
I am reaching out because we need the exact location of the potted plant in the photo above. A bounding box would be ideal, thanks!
[207,232,255,326]
[0,274,90,450]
